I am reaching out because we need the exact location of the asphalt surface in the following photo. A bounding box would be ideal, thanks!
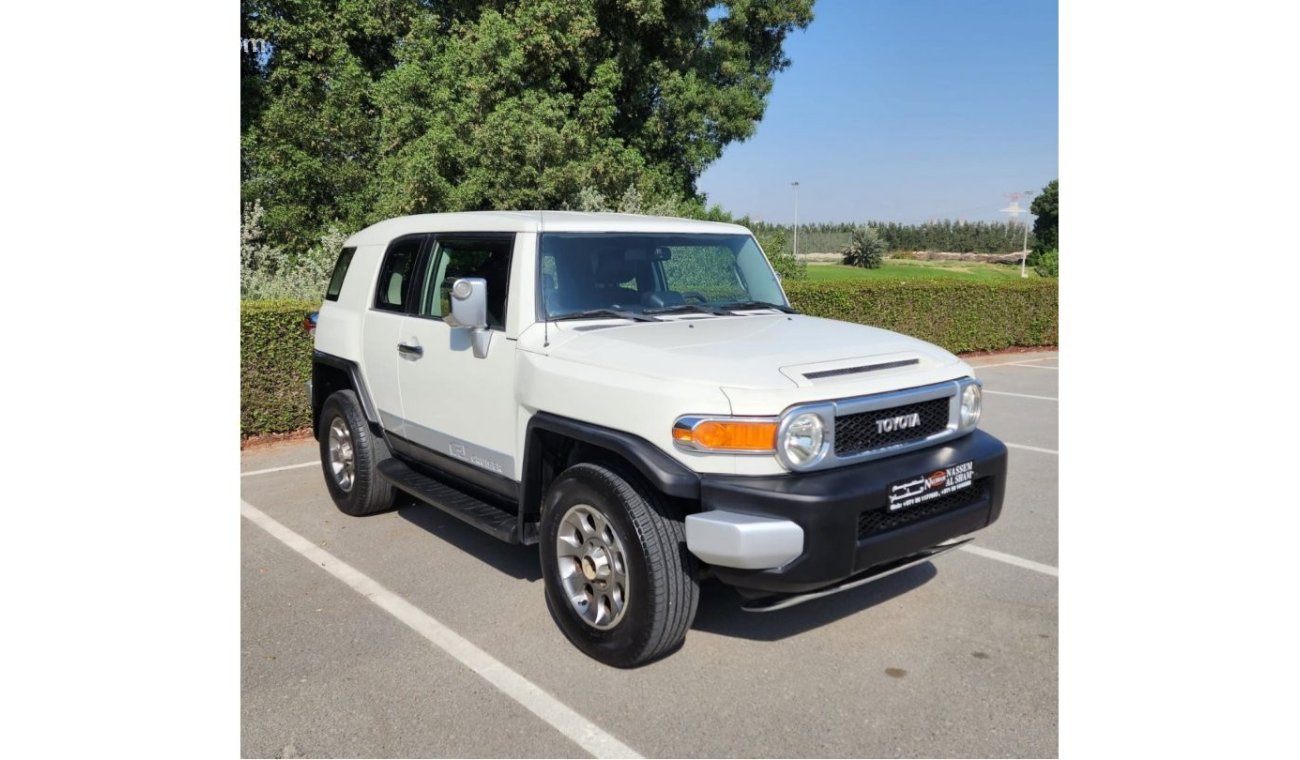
[241,350,1059,758]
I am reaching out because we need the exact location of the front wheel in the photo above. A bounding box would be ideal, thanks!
[539,463,699,668]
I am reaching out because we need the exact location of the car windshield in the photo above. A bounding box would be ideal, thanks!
[538,232,788,320]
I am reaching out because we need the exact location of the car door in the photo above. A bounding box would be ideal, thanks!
[392,232,520,495]
[361,234,427,441]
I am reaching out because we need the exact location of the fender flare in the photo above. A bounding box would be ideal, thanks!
[520,412,701,540]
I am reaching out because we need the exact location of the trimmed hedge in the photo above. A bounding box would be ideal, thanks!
[783,280,1058,354]
[240,281,1057,437]
[241,299,317,437]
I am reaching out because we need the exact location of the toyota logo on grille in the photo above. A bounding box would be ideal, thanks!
[875,412,921,434]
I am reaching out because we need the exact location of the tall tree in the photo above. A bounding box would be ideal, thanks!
[241,1,814,254]
[1031,179,1058,253]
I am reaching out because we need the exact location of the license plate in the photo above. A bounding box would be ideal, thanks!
[888,460,975,511]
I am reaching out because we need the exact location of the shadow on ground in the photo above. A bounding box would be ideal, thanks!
[691,562,938,642]
[395,495,542,582]
[394,493,938,643]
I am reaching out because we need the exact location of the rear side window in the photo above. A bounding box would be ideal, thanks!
[324,247,355,301]
[374,236,424,312]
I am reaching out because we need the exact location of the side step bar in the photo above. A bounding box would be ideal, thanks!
[377,459,520,543]
[740,537,973,612]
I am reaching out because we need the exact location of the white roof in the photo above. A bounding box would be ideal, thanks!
[345,211,752,246]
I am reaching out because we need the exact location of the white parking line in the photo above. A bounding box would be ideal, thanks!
[240,500,642,760]
[983,390,1058,401]
[241,462,317,478]
[960,544,1059,577]
[1010,362,1058,370]
[1005,442,1058,455]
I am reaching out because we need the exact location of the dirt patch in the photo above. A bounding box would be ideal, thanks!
[798,252,844,264]
[241,428,314,450]
[958,345,1057,359]
[904,251,1025,263]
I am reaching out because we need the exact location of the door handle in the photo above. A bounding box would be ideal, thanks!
[397,342,423,358]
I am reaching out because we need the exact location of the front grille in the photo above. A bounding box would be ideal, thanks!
[857,480,989,540]
[834,396,950,456]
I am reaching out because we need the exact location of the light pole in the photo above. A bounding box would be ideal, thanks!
[1000,195,1033,278]
[1021,189,1034,278]
[791,181,800,258]
[1020,219,1030,278]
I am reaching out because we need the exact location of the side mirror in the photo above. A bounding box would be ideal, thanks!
[446,277,491,358]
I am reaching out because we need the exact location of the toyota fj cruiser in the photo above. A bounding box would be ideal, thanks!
[310,211,1007,667]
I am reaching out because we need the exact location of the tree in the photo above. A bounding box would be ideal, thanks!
[752,225,806,281]
[1030,179,1058,254]
[242,1,815,256]
[841,226,885,269]
[1034,248,1058,278]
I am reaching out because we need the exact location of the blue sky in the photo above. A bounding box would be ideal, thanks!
[697,0,1058,224]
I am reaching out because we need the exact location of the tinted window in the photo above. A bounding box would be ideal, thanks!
[538,233,785,318]
[324,247,355,301]
[374,236,423,312]
[418,235,514,330]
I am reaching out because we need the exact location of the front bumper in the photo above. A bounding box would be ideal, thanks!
[691,429,1007,594]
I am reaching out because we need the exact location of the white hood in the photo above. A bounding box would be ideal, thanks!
[529,314,969,407]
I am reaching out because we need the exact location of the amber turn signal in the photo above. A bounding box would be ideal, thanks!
[673,419,777,452]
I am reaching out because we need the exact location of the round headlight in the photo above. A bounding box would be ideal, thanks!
[960,383,982,429]
[781,412,826,468]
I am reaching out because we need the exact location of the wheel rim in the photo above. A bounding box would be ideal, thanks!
[327,417,356,493]
[555,503,630,630]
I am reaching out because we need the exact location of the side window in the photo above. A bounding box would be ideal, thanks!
[374,236,423,312]
[324,247,355,301]
[418,235,514,330]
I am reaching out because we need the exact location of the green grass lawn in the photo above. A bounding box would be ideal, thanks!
[804,258,1039,284]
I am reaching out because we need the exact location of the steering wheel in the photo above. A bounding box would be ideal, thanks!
[682,291,708,304]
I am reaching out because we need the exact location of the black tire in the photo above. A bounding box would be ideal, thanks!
[318,390,395,516]
[539,463,699,668]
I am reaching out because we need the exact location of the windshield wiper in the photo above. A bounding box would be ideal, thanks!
[550,308,661,323]
[715,300,796,314]
[643,303,728,316]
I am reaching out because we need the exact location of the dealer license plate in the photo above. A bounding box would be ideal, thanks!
[887,460,975,512]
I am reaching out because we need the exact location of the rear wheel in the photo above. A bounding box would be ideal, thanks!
[539,463,699,667]
[318,390,395,516]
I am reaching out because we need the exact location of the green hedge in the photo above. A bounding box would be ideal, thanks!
[783,280,1058,354]
[241,299,317,437]
[241,282,1056,437]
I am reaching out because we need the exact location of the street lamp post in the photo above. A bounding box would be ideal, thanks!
[1000,195,1034,279]
[1020,219,1030,278]
[791,181,800,259]
[1021,189,1034,279]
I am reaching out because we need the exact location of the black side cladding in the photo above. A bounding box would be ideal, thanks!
[312,350,382,435]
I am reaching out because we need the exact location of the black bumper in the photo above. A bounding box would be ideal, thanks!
[700,429,1008,594]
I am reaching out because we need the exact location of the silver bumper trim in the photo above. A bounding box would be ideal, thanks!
[685,511,805,570]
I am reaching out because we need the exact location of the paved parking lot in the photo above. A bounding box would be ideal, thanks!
[241,351,1058,758]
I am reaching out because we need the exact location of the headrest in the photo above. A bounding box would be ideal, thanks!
[593,255,635,285]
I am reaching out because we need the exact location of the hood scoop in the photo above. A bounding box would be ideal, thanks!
[803,358,919,380]
[782,351,937,388]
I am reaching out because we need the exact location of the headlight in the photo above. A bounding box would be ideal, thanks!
[960,383,982,429]
[779,412,828,469]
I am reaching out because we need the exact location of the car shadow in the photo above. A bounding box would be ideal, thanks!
[691,561,938,642]
[394,495,542,582]
[392,493,937,640]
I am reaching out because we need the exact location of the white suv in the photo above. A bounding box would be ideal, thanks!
[310,211,1007,667]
